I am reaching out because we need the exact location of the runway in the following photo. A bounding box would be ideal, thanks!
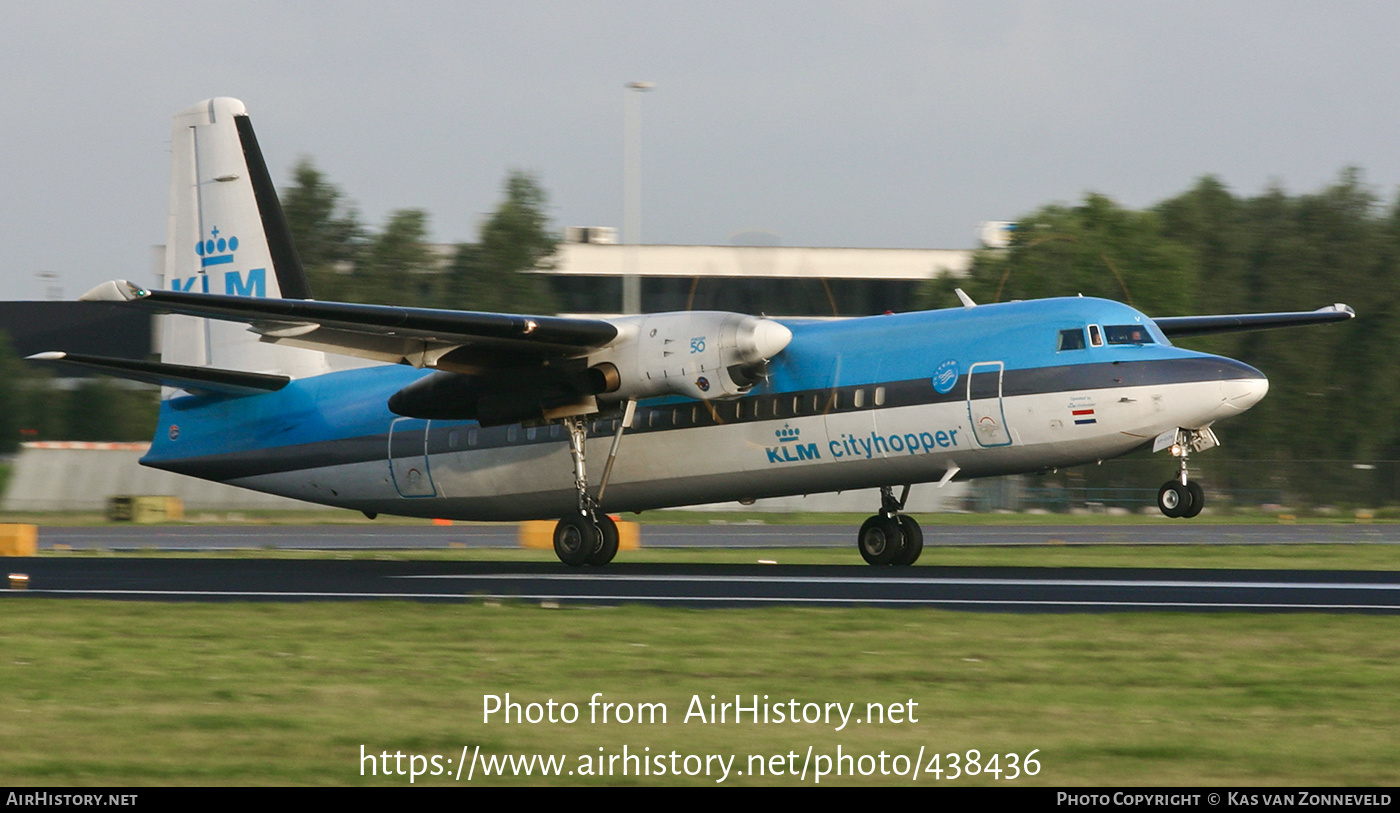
[5,539,1400,614]
[35,521,1399,551]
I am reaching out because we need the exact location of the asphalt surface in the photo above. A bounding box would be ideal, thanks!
[34,522,1400,550]
[5,523,1399,612]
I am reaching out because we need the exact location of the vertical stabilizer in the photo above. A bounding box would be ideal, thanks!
[161,98,327,378]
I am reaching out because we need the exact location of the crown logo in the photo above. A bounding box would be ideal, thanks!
[775,423,800,442]
[195,226,238,268]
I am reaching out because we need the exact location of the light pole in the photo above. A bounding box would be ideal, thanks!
[36,271,61,301]
[622,81,654,314]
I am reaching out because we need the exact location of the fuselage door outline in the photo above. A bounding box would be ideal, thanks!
[388,417,437,498]
[966,360,1013,448]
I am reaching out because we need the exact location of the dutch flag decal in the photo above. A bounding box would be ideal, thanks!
[1072,408,1097,425]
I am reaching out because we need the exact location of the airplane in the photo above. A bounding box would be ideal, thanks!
[33,98,1355,567]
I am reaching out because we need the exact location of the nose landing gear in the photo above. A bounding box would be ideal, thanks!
[858,485,923,566]
[1155,428,1216,519]
[1157,479,1204,519]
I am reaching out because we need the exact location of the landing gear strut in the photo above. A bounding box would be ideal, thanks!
[552,409,630,567]
[858,485,923,566]
[1156,428,1213,519]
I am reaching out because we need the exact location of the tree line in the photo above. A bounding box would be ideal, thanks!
[0,331,158,450]
[281,160,558,312]
[918,170,1393,506]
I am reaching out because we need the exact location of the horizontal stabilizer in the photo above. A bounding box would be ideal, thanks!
[1154,304,1355,338]
[26,351,290,396]
[81,281,619,367]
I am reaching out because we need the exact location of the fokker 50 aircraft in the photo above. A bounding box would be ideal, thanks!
[36,98,1354,566]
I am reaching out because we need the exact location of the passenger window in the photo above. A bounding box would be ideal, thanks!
[853,389,866,408]
[874,387,886,406]
[1058,328,1086,351]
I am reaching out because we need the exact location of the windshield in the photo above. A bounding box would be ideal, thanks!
[1104,325,1153,345]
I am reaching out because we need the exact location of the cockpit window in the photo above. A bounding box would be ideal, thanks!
[1057,328,1086,351]
[1104,325,1153,345]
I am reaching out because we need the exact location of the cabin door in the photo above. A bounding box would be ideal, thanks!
[966,361,1013,448]
[388,417,437,497]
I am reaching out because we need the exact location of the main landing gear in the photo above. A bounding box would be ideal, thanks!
[1155,428,1216,519]
[553,509,619,567]
[552,410,630,567]
[858,485,923,566]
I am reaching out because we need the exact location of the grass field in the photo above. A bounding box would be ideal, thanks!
[2,587,1398,785]
[4,514,1398,786]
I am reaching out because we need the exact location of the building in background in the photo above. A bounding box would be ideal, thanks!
[549,231,973,316]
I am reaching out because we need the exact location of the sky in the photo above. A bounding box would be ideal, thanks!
[4,1,1400,301]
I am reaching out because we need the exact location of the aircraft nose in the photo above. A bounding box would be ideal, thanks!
[1218,359,1269,413]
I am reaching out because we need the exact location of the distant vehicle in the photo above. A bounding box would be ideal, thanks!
[40,98,1354,566]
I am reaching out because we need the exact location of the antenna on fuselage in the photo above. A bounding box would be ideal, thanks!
[954,288,977,308]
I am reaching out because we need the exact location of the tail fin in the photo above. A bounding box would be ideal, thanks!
[161,98,326,377]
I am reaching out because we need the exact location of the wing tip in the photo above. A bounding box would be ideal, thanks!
[79,280,147,303]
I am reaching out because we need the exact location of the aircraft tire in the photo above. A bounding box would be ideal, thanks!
[858,515,904,566]
[553,513,598,567]
[1182,481,1205,518]
[1157,481,1189,518]
[892,516,923,566]
[587,514,620,566]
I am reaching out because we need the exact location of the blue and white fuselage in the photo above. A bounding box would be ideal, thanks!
[139,296,1266,521]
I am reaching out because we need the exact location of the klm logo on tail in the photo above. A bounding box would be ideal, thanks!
[173,227,266,296]
[196,227,238,267]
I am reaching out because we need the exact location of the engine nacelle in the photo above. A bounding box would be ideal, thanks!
[587,311,792,402]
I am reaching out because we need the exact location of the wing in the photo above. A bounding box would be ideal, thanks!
[1154,304,1355,338]
[81,279,618,370]
[77,280,791,426]
[26,351,289,396]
